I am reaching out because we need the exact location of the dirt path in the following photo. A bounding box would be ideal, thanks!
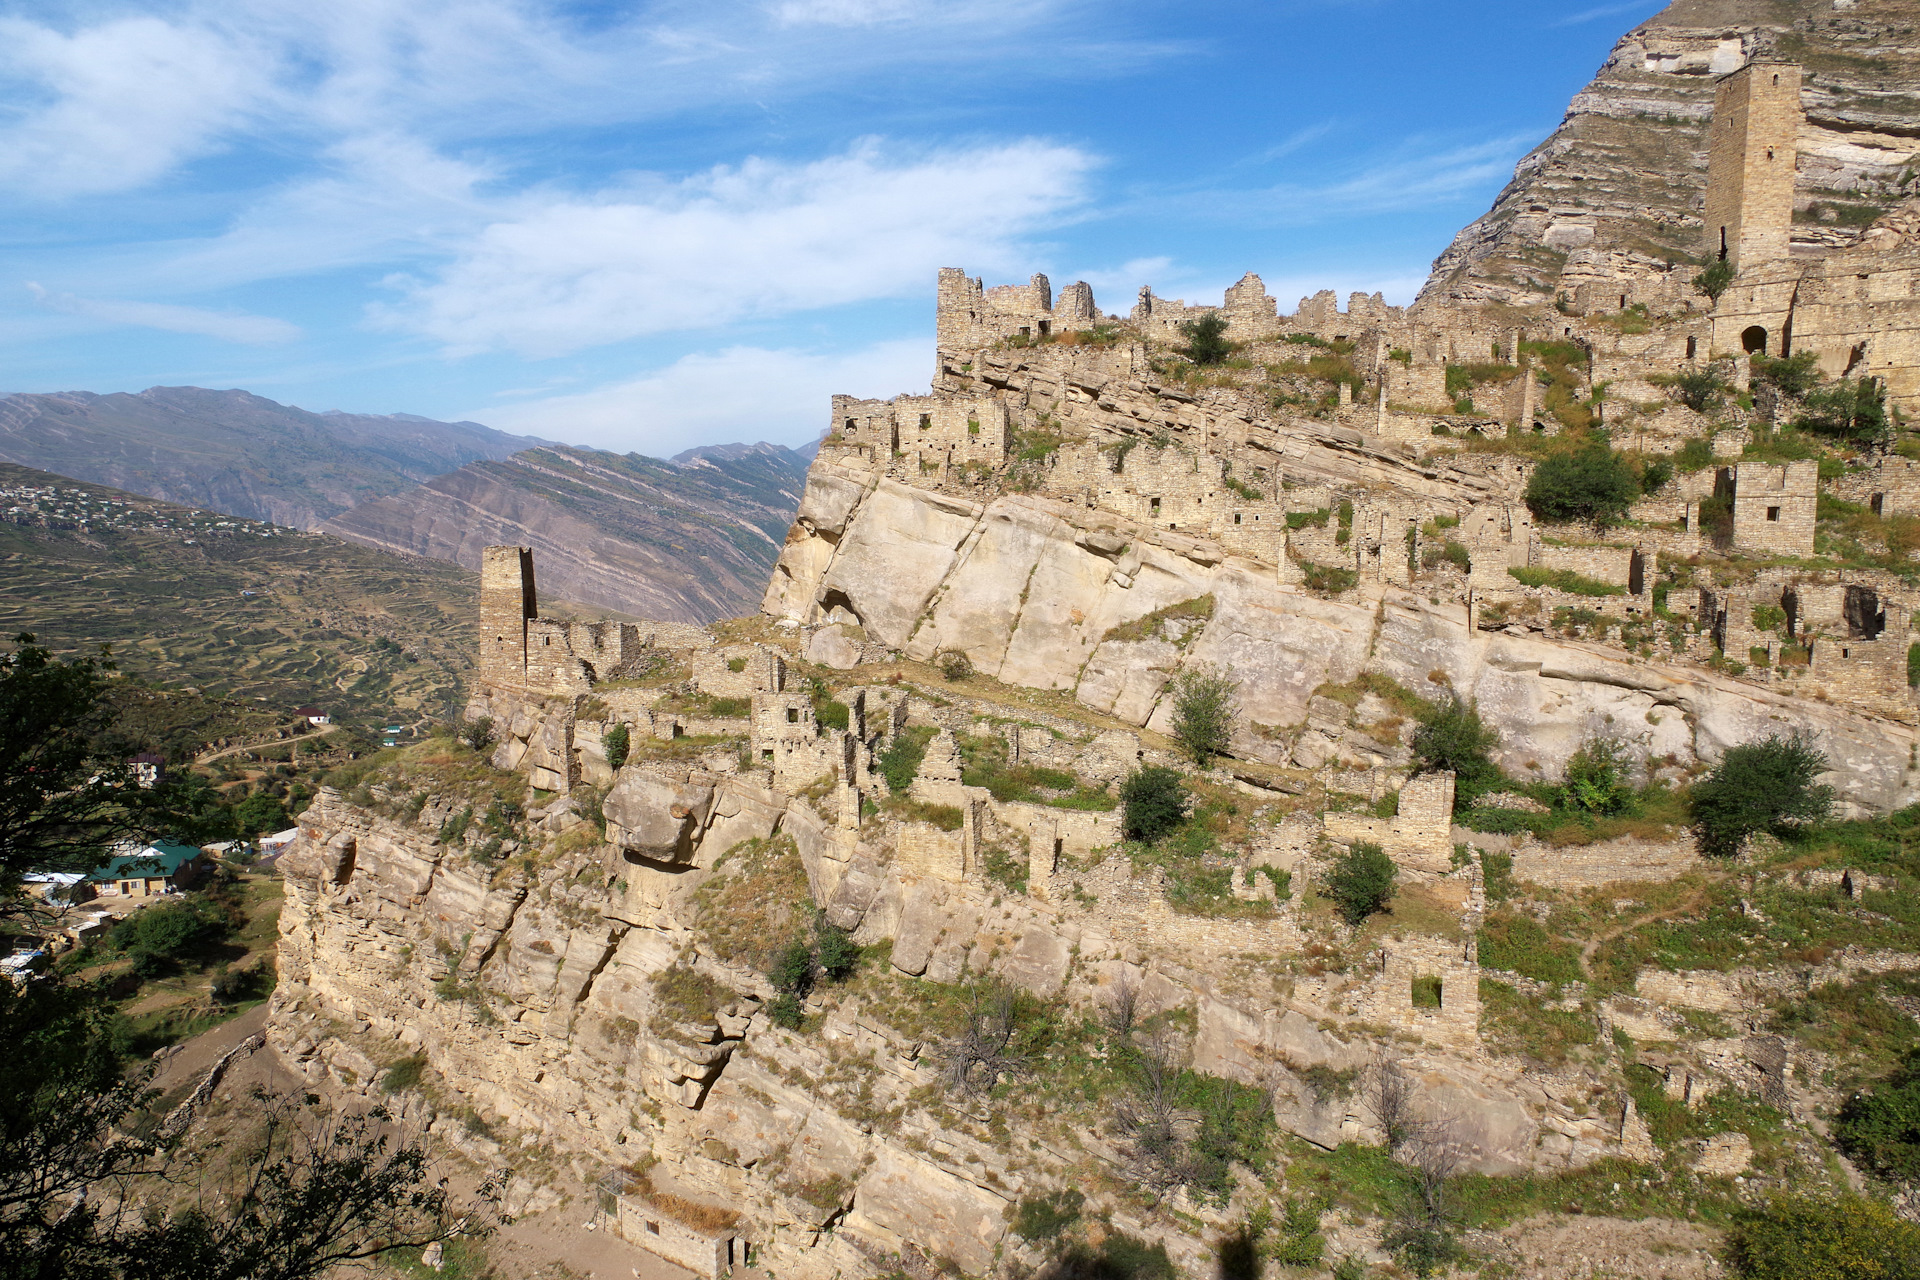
[195,724,335,765]
[1574,880,1722,982]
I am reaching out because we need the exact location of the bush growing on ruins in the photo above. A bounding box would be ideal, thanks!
[460,716,493,752]
[1665,365,1731,412]
[1796,377,1889,445]
[1692,258,1735,301]
[1169,666,1239,767]
[1523,443,1640,529]
[938,650,974,681]
[1176,314,1233,366]
[1323,842,1396,926]
[1752,351,1822,398]
[1639,456,1674,494]
[1690,733,1835,858]
[1833,1047,1920,1186]
[1410,693,1502,809]
[602,722,630,771]
[878,725,934,792]
[1675,436,1716,472]
[1121,766,1187,843]
[1561,735,1634,815]
[1727,1193,1920,1280]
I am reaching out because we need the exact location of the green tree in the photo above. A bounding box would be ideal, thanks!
[1639,457,1674,495]
[1169,666,1238,768]
[111,895,229,975]
[1523,445,1641,529]
[1410,693,1503,809]
[1795,377,1889,446]
[1727,1193,1920,1280]
[1834,1048,1920,1186]
[1323,842,1396,926]
[1690,733,1834,857]
[1562,735,1634,815]
[460,716,493,752]
[232,791,289,837]
[1752,351,1822,398]
[602,722,630,771]
[812,906,860,982]
[1692,258,1735,301]
[1121,766,1187,843]
[1671,365,1730,412]
[0,635,155,917]
[1177,314,1233,366]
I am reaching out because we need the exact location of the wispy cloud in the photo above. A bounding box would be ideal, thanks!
[25,283,301,344]
[1137,132,1536,227]
[472,338,930,454]
[1546,1,1659,29]
[372,138,1098,358]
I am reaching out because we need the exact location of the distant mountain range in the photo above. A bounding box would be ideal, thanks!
[0,384,814,622]
[0,386,545,529]
[322,443,811,623]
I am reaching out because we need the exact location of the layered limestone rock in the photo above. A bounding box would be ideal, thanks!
[767,461,1920,812]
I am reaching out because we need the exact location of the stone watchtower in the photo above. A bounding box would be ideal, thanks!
[479,545,537,688]
[1702,62,1801,272]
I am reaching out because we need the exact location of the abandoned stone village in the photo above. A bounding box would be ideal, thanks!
[270,24,1920,1280]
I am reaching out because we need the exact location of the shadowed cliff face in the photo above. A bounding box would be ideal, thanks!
[0,386,541,529]
[323,444,811,624]
[1420,0,1920,308]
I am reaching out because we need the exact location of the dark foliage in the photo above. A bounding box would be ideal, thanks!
[602,722,630,771]
[1323,842,1396,926]
[1690,733,1835,857]
[1120,766,1187,843]
[1692,258,1735,301]
[1835,1048,1920,1186]
[1523,444,1641,528]
[1410,693,1503,809]
[1176,314,1233,366]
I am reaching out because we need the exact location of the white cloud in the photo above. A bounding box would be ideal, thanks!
[0,15,273,198]
[25,283,301,345]
[771,0,926,26]
[374,138,1097,357]
[471,339,931,455]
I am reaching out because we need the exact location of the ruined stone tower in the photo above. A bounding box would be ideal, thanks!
[479,545,537,688]
[1702,62,1801,273]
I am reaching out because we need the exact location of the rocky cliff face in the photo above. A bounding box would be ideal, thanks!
[768,460,1920,814]
[324,444,810,623]
[1420,0,1920,308]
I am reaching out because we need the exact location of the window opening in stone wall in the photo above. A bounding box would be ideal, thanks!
[647,1222,660,1236]
[844,418,856,435]
[1038,320,1050,337]
[1720,227,1728,260]
[1766,148,1774,160]
[1687,336,1697,359]
[1412,975,1443,1008]
[1767,506,1780,521]
[672,724,683,739]
[1018,326,1030,339]
[1844,648,1851,658]
[1873,493,1885,516]
[1742,325,1768,355]
[1234,512,1242,524]
[1149,497,1161,516]
[919,414,930,430]
[762,749,773,761]
[787,708,799,723]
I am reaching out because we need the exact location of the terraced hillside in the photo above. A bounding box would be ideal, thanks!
[321,442,811,622]
[0,463,478,735]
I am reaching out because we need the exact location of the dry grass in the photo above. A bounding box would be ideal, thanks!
[691,835,809,971]
[626,1169,740,1233]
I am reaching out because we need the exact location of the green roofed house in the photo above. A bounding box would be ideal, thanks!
[89,840,203,899]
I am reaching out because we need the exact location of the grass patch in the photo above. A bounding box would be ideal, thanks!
[1508,564,1625,596]
[1102,594,1213,645]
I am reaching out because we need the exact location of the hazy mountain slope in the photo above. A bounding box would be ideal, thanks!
[320,444,811,623]
[1420,0,1920,307]
[0,386,543,529]
[0,461,477,733]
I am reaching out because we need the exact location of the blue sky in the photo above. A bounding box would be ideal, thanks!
[0,0,1667,455]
